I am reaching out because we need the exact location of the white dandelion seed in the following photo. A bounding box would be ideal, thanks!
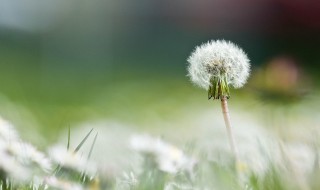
[187,40,250,99]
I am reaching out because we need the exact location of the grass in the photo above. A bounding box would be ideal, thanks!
[0,60,320,189]
[1,120,319,190]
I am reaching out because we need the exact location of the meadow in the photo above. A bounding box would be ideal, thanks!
[0,59,320,189]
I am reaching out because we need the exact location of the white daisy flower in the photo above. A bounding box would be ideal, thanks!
[130,134,196,174]
[6,141,52,172]
[0,147,31,182]
[0,118,51,182]
[48,145,96,176]
[117,171,138,187]
[187,40,250,99]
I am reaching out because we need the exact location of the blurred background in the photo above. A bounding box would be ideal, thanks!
[0,0,320,146]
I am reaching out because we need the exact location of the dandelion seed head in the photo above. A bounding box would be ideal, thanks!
[187,40,250,91]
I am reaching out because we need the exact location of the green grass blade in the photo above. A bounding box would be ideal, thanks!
[74,128,94,153]
[88,132,98,160]
[67,126,71,151]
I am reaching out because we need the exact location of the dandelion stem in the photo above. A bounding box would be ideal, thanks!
[220,96,239,162]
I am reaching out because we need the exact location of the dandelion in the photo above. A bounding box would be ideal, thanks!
[187,40,251,161]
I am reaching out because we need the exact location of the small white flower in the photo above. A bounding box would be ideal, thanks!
[48,145,96,176]
[7,141,52,172]
[118,171,138,186]
[130,134,196,174]
[187,40,250,99]
[116,172,139,190]
[0,117,51,182]
[0,147,31,181]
